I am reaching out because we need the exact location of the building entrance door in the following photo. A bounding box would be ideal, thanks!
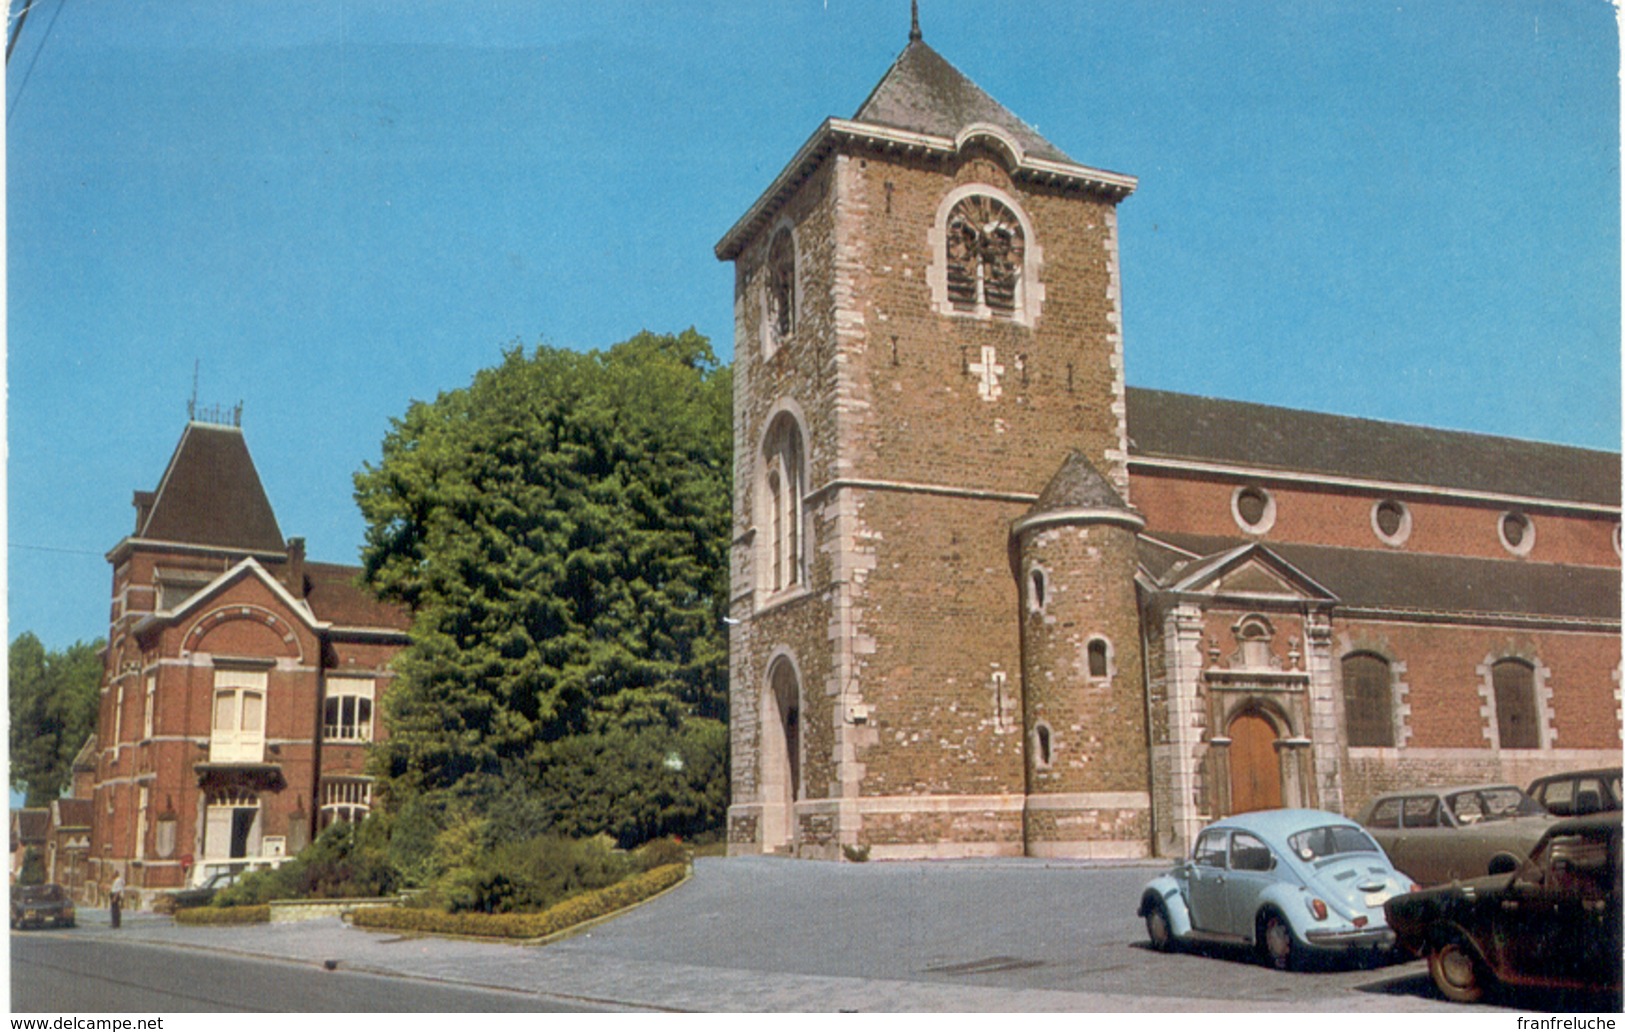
[1228,712,1282,813]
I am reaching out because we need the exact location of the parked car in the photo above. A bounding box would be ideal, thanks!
[1357,784,1555,885]
[165,870,239,910]
[1527,768,1622,817]
[10,883,76,930]
[1138,809,1413,970]
[1384,812,1622,1002]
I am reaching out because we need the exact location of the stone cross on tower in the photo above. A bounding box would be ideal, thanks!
[969,345,1004,400]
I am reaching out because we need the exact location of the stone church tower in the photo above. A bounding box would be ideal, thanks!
[717,11,1150,859]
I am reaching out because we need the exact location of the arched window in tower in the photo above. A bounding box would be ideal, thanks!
[946,194,1025,315]
[1493,658,1539,749]
[765,228,796,350]
[1341,652,1394,747]
[1087,638,1111,679]
[760,411,807,597]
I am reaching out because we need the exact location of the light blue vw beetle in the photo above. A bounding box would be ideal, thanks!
[1138,808,1416,970]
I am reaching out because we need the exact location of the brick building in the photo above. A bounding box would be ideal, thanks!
[718,19,1621,860]
[89,413,408,902]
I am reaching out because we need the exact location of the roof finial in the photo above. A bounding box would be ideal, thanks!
[909,0,921,42]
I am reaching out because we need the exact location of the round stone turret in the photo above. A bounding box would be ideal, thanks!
[1012,451,1151,858]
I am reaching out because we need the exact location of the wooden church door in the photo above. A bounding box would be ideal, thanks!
[1228,713,1282,813]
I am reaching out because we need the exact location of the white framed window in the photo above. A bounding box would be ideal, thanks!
[928,184,1043,325]
[763,226,797,356]
[135,787,149,860]
[1499,511,1535,557]
[210,669,267,763]
[1231,485,1277,535]
[143,675,156,740]
[321,780,373,829]
[323,678,375,742]
[1370,499,1412,547]
[759,409,807,598]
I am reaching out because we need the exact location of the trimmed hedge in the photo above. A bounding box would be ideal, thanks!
[350,862,686,940]
[174,904,270,926]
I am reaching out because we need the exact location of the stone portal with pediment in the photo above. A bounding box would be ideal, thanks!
[1144,544,1343,858]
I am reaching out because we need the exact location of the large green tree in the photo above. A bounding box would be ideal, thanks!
[9,633,103,805]
[354,330,731,844]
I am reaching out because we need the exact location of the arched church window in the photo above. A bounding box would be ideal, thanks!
[1493,658,1539,749]
[946,194,1025,315]
[761,411,806,597]
[1087,638,1110,679]
[1341,652,1394,747]
[765,228,796,350]
[1028,567,1047,614]
[1034,721,1053,769]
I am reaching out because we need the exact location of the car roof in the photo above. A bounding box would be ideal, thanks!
[1369,783,1522,801]
[1204,808,1362,839]
[1529,767,1622,785]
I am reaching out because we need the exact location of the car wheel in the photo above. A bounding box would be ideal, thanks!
[1145,898,1174,952]
[1429,939,1488,1003]
[1259,912,1300,971]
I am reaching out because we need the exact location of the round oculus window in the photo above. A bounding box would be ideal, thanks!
[1232,485,1276,534]
[1371,499,1411,546]
[1499,511,1535,556]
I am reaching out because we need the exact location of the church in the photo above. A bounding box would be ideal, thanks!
[717,14,1621,860]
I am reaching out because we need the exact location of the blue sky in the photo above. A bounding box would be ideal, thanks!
[7,0,1620,654]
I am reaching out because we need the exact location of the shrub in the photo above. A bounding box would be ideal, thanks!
[433,833,634,914]
[175,904,269,925]
[632,836,689,871]
[351,863,685,940]
[214,818,397,907]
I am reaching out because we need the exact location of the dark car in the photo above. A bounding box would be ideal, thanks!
[1384,813,1622,1003]
[165,870,239,910]
[1527,768,1622,818]
[10,883,76,930]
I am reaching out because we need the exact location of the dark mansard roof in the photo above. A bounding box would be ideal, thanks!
[1126,388,1620,508]
[137,423,285,552]
[1140,531,1620,623]
[852,39,1072,163]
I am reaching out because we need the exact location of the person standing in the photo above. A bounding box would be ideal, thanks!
[109,871,125,929]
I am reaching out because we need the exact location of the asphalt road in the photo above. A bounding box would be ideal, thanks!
[10,935,604,1012]
[9,856,1619,1012]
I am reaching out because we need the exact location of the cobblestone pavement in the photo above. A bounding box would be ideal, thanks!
[52,856,1481,1012]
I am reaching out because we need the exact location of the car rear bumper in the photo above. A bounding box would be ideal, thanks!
[1304,927,1397,949]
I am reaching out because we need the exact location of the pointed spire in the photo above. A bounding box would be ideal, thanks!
[909,0,921,42]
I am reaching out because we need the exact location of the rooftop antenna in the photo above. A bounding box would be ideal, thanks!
[909,0,921,42]
[188,360,199,421]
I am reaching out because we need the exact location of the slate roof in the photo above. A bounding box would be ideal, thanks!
[1125,388,1621,507]
[53,799,92,830]
[12,809,48,844]
[852,39,1072,163]
[1141,531,1620,622]
[138,423,285,552]
[1027,451,1133,516]
[303,562,411,632]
